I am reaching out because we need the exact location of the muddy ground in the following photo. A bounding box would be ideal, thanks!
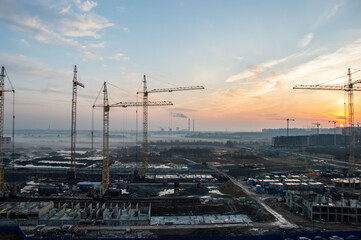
[265,198,361,231]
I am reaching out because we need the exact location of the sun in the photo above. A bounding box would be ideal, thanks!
[340,123,344,128]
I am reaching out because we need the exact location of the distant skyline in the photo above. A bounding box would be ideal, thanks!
[1,0,361,131]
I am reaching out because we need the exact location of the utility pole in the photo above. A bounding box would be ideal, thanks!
[68,65,84,180]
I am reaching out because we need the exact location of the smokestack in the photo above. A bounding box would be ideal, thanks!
[188,119,190,131]
[193,119,194,132]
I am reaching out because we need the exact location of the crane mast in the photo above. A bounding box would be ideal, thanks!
[286,118,295,137]
[138,76,204,177]
[329,120,337,145]
[0,67,6,192]
[93,81,172,194]
[294,68,361,175]
[68,65,84,180]
[347,69,355,175]
[142,76,148,177]
[312,122,321,135]
[112,100,173,177]
[93,77,201,193]
[101,82,110,195]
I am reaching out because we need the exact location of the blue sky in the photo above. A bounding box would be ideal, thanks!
[1,0,361,131]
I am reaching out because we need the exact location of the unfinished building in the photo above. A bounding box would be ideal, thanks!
[0,201,150,226]
[332,178,361,189]
[273,134,348,147]
[285,191,361,224]
[0,202,54,225]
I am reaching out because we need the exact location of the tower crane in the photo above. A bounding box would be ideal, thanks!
[312,122,321,145]
[278,118,296,137]
[0,67,7,192]
[92,82,172,195]
[312,122,321,135]
[0,66,15,192]
[329,120,337,145]
[137,75,204,177]
[274,118,294,145]
[328,120,337,131]
[102,82,110,195]
[294,68,361,175]
[68,65,85,180]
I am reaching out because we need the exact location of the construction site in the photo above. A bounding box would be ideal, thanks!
[1,66,361,240]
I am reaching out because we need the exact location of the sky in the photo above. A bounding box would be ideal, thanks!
[1,0,361,132]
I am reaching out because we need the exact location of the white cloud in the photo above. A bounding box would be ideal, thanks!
[108,53,128,61]
[59,5,71,15]
[298,33,313,48]
[81,50,104,61]
[0,0,113,60]
[226,54,293,83]
[0,52,72,84]
[122,27,129,32]
[235,56,243,62]
[87,41,106,48]
[59,13,113,39]
[19,39,29,46]
[6,14,79,46]
[116,6,126,13]
[282,39,361,85]
[78,0,98,12]
[233,39,361,97]
[315,3,343,27]
[224,38,361,99]
[327,4,342,21]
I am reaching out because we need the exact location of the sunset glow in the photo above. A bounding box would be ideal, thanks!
[1,0,361,131]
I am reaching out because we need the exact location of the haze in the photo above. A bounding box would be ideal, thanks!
[1,0,361,131]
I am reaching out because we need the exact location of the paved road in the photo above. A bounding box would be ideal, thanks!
[205,162,297,229]
[228,176,297,229]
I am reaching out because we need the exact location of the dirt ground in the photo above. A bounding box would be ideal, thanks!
[265,198,361,231]
[219,180,247,197]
